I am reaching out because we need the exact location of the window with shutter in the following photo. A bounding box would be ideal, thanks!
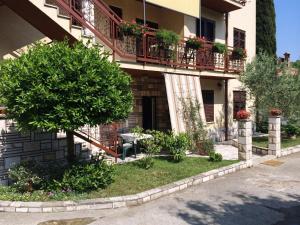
[233,91,246,119]
[234,28,246,49]
[202,90,214,122]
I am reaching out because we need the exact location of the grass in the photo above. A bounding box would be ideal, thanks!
[253,136,300,149]
[0,157,237,201]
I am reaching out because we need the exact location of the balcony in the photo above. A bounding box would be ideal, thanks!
[201,0,246,13]
[44,0,245,74]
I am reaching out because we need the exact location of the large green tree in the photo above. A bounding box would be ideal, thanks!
[0,41,133,162]
[256,0,277,56]
[241,52,300,120]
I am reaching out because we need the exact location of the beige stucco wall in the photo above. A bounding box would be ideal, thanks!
[147,0,200,18]
[228,0,256,61]
[0,6,46,60]
[103,0,184,36]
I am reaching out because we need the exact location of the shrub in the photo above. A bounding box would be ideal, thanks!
[8,161,43,193]
[208,152,223,162]
[54,160,114,193]
[256,120,268,133]
[165,133,190,162]
[186,37,203,50]
[139,137,162,169]
[212,42,227,54]
[283,123,300,137]
[137,156,154,170]
[201,139,215,154]
[156,29,179,49]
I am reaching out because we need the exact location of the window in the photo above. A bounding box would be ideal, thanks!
[234,28,246,49]
[202,90,214,122]
[136,18,158,29]
[233,91,246,119]
[196,18,215,42]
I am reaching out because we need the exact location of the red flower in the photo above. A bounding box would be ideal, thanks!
[236,110,250,120]
[269,108,282,116]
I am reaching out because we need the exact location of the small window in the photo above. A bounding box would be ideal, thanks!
[136,18,158,29]
[233,91,246,119]
[234,28,246,49]
[109,5,123,18]
[202,90,214,122]
[197,18,215,42]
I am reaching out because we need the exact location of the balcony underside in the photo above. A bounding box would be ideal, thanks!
[202,0,244,13]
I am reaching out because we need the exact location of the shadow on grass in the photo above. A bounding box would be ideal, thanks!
[174,192,300,225]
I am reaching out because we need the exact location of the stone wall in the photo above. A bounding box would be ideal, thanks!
[252,145,268,155]
[0,119,89,185]
[127,74,171,131]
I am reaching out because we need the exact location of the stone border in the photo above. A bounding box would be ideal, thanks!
[0,161,251,213]
[281,145,300,156]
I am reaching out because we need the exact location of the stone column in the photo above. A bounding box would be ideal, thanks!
[238,119,252,166]
[268,116,281,157]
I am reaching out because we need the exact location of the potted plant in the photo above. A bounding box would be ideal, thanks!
[212,42,227,54]
[155,29,179,59]
[186,37,203,50]
[269,108,282,116]
[236,109,250,120]
[119,21,142,38]
[232,47,247,60]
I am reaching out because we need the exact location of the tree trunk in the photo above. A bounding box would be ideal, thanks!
[66,131,75,163]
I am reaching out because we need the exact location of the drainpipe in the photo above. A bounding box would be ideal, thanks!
[143,0,146,26]
[224,12,229,141]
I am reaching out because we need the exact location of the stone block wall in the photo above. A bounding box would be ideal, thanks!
[268,116,281,157]
[128,74,171,131]
[0,119,89,185]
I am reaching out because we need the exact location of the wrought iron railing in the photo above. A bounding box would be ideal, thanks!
[49,0,245,73]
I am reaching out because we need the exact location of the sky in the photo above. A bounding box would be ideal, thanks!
[275,0,300,61]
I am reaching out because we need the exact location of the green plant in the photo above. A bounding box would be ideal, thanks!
[53,160,114,193]
[186,37,203,50]
[137,156,154,170]
[119,21,143,37]
[283,123,300,137]
[156,29,179,49]
[201,139,214,154]
[0,41,133,163]
[139,137,162,169]
[8,161,43,193]
[212,42,227,54]
[164,133,190,162]
[208,151,223,162]
[180,97,207,152]
[232,47,247,59]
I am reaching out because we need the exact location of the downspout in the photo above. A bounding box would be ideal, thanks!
[224,12,229,141]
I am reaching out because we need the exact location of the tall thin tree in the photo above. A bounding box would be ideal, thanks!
[256,0,277,56]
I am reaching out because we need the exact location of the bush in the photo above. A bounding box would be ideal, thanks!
[137,156,154,170]
[165,133,190,162]
[283,123,300,137]
[139,138,162,169]
[8,161,43,193]
[53,160,114,193]
[156,29,179,49]
[212,43,227,54]
[208,152,223,162]
[201,139,214,154]
[232,47,247,59]
[256,120,268,133]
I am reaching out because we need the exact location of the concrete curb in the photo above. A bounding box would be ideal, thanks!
[0,161,251,213]
[281,145,300,156]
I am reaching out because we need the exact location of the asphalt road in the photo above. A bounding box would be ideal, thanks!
[0,152,300,225]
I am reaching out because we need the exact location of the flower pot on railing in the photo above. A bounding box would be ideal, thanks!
[119,21,143,39]
[212,42,227,54]
[269,108,282,117]
[236,109,251,120]
[185,37,204,51]
[231,47,247,60]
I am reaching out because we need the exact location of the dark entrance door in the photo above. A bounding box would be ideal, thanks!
[142,96,156,130]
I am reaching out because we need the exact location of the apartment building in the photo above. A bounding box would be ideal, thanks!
[0,0,256,183]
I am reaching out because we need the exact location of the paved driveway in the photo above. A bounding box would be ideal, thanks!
[1,153,300,225]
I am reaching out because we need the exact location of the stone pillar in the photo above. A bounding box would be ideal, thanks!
[238,120,252,166]
[268,116,281,157]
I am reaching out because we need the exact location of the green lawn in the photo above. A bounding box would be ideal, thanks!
[0,157,237,201]
[253,136,300,149]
